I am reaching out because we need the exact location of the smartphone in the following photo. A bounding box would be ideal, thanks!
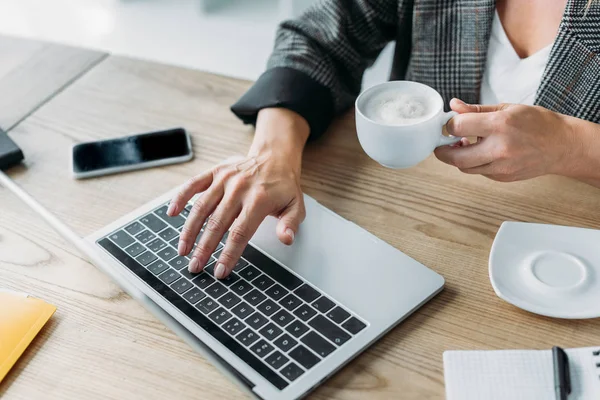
[72,128,193,179]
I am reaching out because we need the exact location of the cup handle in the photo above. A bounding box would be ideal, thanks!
[437,111,460,147]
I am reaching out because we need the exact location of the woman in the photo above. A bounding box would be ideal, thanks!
[167,0,600,279]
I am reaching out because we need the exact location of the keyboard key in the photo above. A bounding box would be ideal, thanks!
[182,205,192,217]
[280,362,304,382]
[246,312,269,330]
[279,293,302,311]
[250,340,274,359]
[272,310,294,327]
[158,269,180,285]
[213,248,223,259]
[196,297,218,314]
[155,205,186,228]
[136,251,158,266]
[218,292,241,309]
[223,318,246,336]
[289,345,320,370]
[140,213,167,233]
[206,282,228,299]
[238,265,260,281]
[136,230,156,244]
[125,243,145,257]
[147,260,169,276]
[259,323,283,341]
[172,278,193,294]
[158,227,178,242]
[169,237,180,248]
[293,304,317,322]
[124,222,145,236]
[169,256,188,270]
[231,302,253,320]
[244,289,267,307]
[265,284,288,301]
[257,299,280,316]
[301,331,335,358]
[221,230,229,243]
[312,296,336,313]
[242,246,303,291]
[285,320,309,338]
[192,273,215,289]
[204,259,217,275]
[157,246,177,261]
[252,275,275,291]
[273,334,297,353]
[231,280,253,296]
[109,230,135,248]
[327,306,351,324]
[208,307,232,325]
[342,317,367,335]
[237,329,260,347]
[265,351,289,370]
[182,287,206,304]
[180,266,202,280]
[309,315,351,346]
[233,258,249,271]
[294,284,321,303]
[147,238,167,252]
[220,272,240,286]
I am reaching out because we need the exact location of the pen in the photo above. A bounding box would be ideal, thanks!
[552,346,571,400]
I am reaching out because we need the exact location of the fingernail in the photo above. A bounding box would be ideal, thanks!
[454,98,468,106]
[285,228,295,242]
[167,202,177,216]
[215,263,226,279]
[178,241,188,256]
[189,257,199,273]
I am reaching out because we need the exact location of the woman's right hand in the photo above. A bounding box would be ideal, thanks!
[167,108,310,279]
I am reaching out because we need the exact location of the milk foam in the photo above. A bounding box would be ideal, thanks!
[365,92,434,125]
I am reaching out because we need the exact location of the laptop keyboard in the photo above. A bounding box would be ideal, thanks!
[98,202,367,390]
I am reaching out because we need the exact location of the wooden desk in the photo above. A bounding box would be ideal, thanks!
[0,35,105,131]
[2,53,600,400]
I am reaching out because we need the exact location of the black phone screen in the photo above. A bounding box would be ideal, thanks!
[72,128,191,174]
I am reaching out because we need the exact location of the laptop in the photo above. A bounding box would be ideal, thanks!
[86,189,444,399]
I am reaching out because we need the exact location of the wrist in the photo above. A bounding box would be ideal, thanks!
[248,108,309,171]
[558,115,600,180]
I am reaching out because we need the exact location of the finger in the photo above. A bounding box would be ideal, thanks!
[168,170,214,216]
[276,197,306,246]
[434,140,496,169]
[215,205,269,279]
[446,112,497,137]
[450,98,510,114]
[178,187,223,256]
[188,196,241,274]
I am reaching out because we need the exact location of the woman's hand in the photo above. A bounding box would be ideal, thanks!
[434,99,580,182]
[167,108,310,279]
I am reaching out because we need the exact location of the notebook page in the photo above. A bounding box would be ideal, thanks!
[444,348,600,400]
[566,347,600,399]
[444,350,554,400]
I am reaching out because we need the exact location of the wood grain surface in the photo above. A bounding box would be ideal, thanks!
[0,35,105,131]
[2,54,600,400]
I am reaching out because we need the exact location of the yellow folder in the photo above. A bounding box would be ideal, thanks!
[0,290,56,382]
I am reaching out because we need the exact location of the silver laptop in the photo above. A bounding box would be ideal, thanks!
[86,189,444,400]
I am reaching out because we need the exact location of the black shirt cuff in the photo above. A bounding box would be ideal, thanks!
[230,67,335,140]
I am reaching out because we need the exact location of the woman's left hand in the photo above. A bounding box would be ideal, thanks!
[434,98,580,182]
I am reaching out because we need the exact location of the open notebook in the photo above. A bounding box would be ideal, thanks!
[444,347,600,400]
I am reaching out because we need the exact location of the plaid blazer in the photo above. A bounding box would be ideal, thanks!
[232,0,600,139]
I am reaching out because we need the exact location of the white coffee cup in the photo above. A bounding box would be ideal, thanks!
[355,81,460,169]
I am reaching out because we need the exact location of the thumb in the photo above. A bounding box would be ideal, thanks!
[450,98,510,113]
[276,197,306,246]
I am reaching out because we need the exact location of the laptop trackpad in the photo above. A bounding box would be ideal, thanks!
[249,195,444,325]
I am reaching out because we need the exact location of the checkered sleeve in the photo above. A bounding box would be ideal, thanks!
[231,0,402,140]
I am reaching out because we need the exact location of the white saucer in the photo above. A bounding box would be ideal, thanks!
[489,222,600,319]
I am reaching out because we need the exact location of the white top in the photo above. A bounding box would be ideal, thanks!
[479,11,553,106]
